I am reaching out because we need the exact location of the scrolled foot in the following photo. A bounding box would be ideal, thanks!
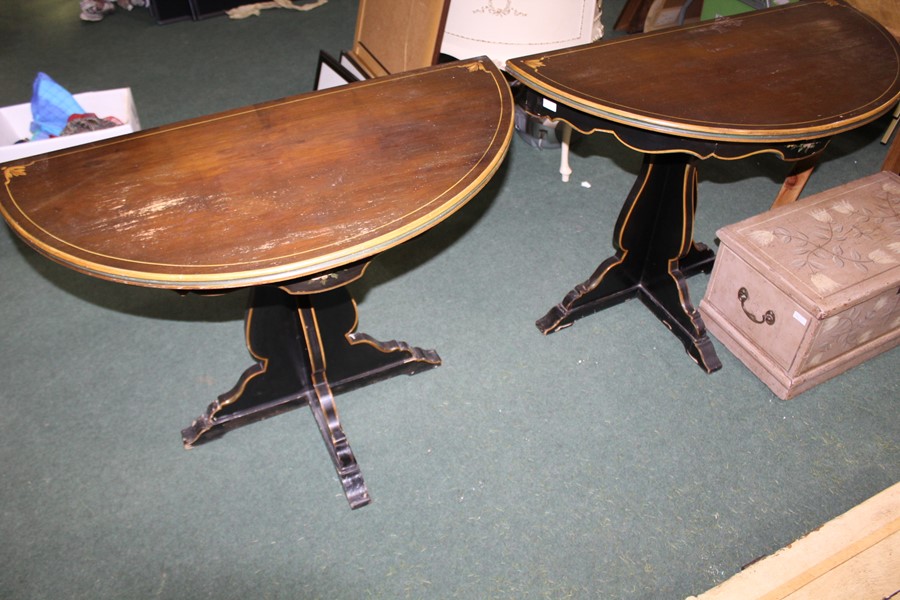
[341,470,371,509]
[687,335,722,373]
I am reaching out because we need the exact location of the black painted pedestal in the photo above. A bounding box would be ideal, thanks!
[520,88,829,373]
[181,263,440,508]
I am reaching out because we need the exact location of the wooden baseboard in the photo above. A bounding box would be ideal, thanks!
[687,482,900,600]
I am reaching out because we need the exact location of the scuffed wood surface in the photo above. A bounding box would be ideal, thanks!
[0,58,513,289]
[507,0,900,142]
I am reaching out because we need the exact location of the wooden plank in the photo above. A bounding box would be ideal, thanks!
[883,106,900,173]
[783,533,900,600]
[351,0,449,77]
[614,0,655,32]
[688,482,900,600]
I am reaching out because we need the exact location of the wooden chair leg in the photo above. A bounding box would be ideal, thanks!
[883,135,900,174]
[882,113,900,174]
[772,154,820,209]
[880,101,900,144]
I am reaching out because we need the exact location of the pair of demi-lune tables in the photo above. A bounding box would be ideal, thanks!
[2,0,898,508]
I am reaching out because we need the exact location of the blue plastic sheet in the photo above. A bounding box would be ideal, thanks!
[30,72,84,140]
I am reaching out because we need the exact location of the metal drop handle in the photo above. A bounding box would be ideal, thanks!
[738,287,775,325]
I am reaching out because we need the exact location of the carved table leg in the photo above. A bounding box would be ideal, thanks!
[182,280,440,508]
[537,152,722,373]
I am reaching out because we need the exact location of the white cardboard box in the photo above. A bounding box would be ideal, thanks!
[0,87,140,164]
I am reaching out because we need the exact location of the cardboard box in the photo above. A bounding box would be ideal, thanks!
[0,88,140,164]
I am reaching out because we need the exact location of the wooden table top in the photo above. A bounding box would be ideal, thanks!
[507,0,900,143]
[0,58,513,290]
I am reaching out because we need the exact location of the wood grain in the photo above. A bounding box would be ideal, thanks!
[688,482,900,600]
[351,0,450,77]
[508,0,900,142]
[0,58,513,289]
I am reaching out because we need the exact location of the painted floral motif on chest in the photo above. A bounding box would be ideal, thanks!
[746,180,900,295]
[739,176,900,368]
[473,1,526,17]
[805,292,900,369]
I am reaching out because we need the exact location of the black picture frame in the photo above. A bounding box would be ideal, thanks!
[339,51,369,81]
[314,51,361,90]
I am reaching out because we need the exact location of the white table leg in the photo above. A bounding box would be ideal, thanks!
[560,122,572,182]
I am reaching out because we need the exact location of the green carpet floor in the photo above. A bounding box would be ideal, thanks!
[1,1,897,598]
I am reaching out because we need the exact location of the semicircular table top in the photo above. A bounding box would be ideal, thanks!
[506,0,900,142]
[1,58,513,290]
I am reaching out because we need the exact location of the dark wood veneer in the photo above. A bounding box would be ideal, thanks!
[1,57,514,508]
[508,0,900,372]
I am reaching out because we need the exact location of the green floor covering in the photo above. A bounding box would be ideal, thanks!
[0,1,897,598]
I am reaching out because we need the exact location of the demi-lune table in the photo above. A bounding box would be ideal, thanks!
[0,57,513,508]
[507,0,900,372]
